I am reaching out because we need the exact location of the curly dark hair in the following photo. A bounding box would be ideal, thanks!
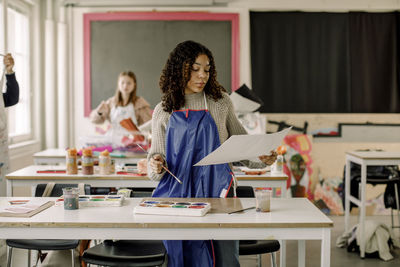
[159,40,226,112]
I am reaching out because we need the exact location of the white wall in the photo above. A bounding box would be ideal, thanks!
[264,113,400,178]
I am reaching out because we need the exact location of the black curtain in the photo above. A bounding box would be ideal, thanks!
[250,11,400,113]
[349,12,400,112]
[251,12,350,113]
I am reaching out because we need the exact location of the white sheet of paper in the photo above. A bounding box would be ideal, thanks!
[194,127,291,166]
[230,92,261,113]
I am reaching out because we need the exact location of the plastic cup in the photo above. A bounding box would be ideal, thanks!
[254,187,272,212]
[62,187,79,210]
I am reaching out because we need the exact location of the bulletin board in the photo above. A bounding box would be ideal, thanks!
[83,12,239,116]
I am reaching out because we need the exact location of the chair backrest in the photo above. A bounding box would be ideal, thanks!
[131,187,155,197]
[35,184,91,197]
[236,186,255,198]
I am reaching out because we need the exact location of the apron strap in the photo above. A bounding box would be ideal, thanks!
[232,173,237,197]
[203,92,208,110]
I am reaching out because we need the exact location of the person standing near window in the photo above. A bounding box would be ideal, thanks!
[0,53,19,185]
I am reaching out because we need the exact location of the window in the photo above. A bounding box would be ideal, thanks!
[0,0,32,143]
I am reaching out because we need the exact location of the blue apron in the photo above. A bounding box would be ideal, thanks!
[153,93,234,267]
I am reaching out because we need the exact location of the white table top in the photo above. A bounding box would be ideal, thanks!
[6,165,288,182]
[34,148,68,157]
[33,148,146,159]
[6,165,152,181]
[0,197,332,229]
[346,151,400,160]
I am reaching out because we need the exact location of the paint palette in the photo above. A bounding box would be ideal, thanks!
[134,200,211,217]
[55,195,124,207]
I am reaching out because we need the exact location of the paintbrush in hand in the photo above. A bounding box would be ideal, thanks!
[136,144,183,184]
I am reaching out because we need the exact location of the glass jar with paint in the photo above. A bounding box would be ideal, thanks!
[66,148,78,175]
[99,150,111,175]
[62,187,79,210]
[271,145,287,175]
[109,159,115,174]
[82,148,94,175]
[254,187,272,212]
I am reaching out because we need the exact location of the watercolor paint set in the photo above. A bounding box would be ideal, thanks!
[55,195,124,207]
[133,200,211,217]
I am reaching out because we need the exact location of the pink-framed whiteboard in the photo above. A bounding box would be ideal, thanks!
[83,12,240,117]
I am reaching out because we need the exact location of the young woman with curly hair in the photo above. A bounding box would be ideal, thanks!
[148,40,276,267]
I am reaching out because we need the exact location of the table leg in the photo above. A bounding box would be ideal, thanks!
[6,180,12,197]
[359,163,367,258]
[320,228,331,267]
[279,181,287,267]
[279,240,286,267]
[31,185,36,197]
[298,240,305,267]
[281,182,287,198]
[345,158,351,232]
[394,183,400,228]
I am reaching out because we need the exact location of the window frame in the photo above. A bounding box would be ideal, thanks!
[3,0,34,144]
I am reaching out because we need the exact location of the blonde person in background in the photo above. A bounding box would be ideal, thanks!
[90,70,152,145]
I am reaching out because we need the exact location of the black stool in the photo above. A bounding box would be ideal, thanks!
[6,239,79,267]
[237,186,280,267]
[82,240,166,267]
[239,240,280,267]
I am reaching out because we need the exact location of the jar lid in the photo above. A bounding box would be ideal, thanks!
[100,150,109,156]
[82,148,93,157]
[276,145,287,155]
[62,187,79,194]
[67,148,77,156]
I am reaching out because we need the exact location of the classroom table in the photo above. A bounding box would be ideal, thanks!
[6,165,290,266]
[33,148,146,165]
[0,197,332,267]
[6,165,288,198]
[344,151,400,258]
